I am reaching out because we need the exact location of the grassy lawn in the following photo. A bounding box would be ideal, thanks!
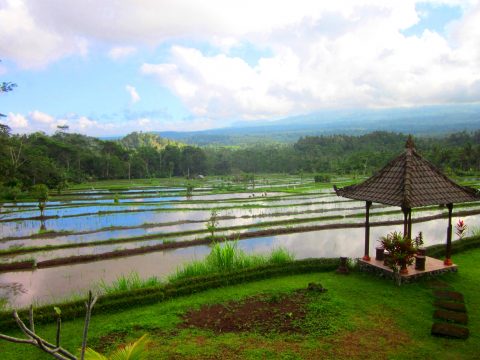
[1,249,479,359]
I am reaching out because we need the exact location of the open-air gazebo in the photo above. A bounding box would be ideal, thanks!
[334,136,480,270]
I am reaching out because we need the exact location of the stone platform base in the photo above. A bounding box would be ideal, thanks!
[358,256,457,283]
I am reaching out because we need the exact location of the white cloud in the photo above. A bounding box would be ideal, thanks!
[137,118,150,126]
[0,0,420,68]
[30,110,54,124]
[3,109,215,136]
[2,1,480,128]
[140,1,480,120]
[77,116,98,130]
[6,112,28,129]
[0,0,88,69]
[108,46,137,60]
[125,85,140,103]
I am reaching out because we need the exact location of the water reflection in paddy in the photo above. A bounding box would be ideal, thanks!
[0,199,360,238]
[2,215,478,308]
[0,200,397,240]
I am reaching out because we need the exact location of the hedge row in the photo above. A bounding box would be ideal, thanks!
[425,235,480,259]
[0,258,339,331]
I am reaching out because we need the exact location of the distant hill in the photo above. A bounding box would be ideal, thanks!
[157,104,480,146]
[118,131,180,150]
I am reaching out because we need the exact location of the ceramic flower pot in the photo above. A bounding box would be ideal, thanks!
[399,262,409,274]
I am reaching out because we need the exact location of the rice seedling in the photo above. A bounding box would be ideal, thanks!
[467,224,480,237]
[98,272,162,294]
[170,240,295,282]
[268,247,295,264]
[0,298,8,311]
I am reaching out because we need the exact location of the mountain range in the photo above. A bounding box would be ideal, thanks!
[156,104,480,146]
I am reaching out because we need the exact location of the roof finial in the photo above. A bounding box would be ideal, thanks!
[405,135,415,149]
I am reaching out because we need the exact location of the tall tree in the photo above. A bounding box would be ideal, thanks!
[0,59,17,118]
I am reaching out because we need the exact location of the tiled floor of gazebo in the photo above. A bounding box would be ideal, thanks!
[358,256,457,281]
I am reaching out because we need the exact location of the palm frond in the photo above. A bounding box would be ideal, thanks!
[84,347,109,360]
[110,334,149,360]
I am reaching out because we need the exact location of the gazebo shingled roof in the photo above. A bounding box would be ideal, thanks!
[334,136,480,207]
[333,136,480,265]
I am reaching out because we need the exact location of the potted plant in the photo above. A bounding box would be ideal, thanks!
[455,219,467,240]
[379,231,417,275]
[414,232,425,256]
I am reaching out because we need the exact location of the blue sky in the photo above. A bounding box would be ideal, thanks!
[1,0,480,136]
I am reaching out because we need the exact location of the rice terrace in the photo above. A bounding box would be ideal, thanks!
[1,165,480,359]
[2,1,480,359]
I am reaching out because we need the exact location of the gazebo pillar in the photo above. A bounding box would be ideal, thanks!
[363,201,372,261]
[407,208,412,239]
[445,203,454,266]
[401,206,411,238]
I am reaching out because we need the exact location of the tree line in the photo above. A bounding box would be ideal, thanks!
[1,126,480,198]
[0,129,207,190]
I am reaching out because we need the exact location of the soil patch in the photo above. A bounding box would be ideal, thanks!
[180,291,311,334]
[90,330,128,354]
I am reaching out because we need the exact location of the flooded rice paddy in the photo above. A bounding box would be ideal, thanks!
[1,177,479,307]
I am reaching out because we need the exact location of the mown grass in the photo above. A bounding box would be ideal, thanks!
[1,248,479,359]
[169,241,294,282]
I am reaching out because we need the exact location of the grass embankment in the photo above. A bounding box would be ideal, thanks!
[169,242,294,283]
[1,247,479,359]
[98,242,294,294]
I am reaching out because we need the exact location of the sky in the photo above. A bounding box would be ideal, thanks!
[1,0,480,137]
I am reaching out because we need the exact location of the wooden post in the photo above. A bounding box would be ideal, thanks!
[363,201,372,261]
[445,203,453,266]
[402,206,408,238]
[407,208,412,239]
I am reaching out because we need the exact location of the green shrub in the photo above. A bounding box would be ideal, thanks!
[0,185,23,201]
[427,235,480,259]
[314,174,331,183]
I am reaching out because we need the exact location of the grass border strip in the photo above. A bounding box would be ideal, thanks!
[0,258,338,331]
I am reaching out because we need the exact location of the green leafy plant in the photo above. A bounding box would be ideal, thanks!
[314,174,331,183]
[30,184,49,217]
[413,231,424,248]
[205,209,219,239]
[185,182,194,198]
[380,231,418,279]
[84,334,149,360]
[455,219,467,240]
